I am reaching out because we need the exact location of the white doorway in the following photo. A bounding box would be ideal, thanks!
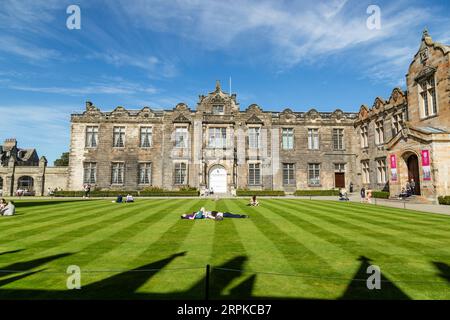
[209,166,227,193]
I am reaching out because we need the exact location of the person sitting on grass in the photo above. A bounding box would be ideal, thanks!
[126,194,134,203]
[0,198,7,211]
[249,195,259,206]
[113,194,123,203]
[181,207,205,220]
[339,188,349,201]
[1,200,15,216]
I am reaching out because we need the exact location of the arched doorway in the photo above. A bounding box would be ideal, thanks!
[17,176,34,191]
[209,165,227,193]
[406,154,420,195]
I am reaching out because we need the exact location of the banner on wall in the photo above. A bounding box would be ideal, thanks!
[421,150,431,180]
[390,154,398,181]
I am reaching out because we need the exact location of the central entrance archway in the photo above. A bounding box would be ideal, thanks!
[209,165,227,193]
[406,154,420,195]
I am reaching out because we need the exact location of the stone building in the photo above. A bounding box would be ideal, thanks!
[67,31,449,202]
[68,81,360,195]
[0,139,68,196]
[354,30,450,202]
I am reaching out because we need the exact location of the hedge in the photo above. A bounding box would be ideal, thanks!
[53,190,199,197]
[438,196,450,205]
[236,190,285,196]
[294,189,339,196]
[371,191,390,199]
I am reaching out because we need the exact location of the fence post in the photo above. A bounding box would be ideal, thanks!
[205,264,210,301]
[403,200,406,209]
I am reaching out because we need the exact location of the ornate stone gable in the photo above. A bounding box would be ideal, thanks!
[173,113,191,123]
[245,113,264,124]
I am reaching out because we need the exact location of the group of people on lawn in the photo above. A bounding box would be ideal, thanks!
[0,198,15,216]
[181,207,249,220]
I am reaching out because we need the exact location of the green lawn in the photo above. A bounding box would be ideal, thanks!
[0,198,450,299]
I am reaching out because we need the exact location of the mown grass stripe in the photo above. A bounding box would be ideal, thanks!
[288,200,450,243]
[0,201,154,258]
[0,201,117,240]
[310,200,450,234]
[272,200,450,262]
[279,200,444,255]
[0,200,108,229]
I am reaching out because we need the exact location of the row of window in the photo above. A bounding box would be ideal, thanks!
[361,159,387,184]
[83,162,338,186]
[85,126,346,150]
[360,114,405,148]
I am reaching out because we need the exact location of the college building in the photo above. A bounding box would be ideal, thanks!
[1,31,449,203]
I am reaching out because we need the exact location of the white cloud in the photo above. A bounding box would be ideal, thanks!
[8,81,158,96]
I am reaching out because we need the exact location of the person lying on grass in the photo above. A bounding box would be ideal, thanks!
[204,210,249,220]
[180,207,206,219]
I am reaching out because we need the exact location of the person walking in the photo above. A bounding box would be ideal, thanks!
[360,187,366,203]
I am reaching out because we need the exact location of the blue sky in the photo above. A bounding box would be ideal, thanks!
[0,0,449,164]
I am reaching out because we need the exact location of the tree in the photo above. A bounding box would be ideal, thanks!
[54,152,69,166]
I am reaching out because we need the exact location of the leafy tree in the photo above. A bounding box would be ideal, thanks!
[54,152,69,166]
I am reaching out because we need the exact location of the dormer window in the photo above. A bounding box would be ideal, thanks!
[419,76,437,118]
[212,105,224,115]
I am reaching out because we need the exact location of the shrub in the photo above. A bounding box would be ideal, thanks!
[236,190,285,196]
[294,189,339,196]
[53,189,199,197]
[438,196,450,205]
[371,191,390,199]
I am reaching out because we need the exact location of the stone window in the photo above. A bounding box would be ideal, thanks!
[360,125,368,148]
[419,76,438,118]
[140,127,153,148]
[248,127,260,149]
[248,163,261,186]
[282,128,294,150]
[138,163,152,185]
[208,127,227,148]
[283,163,295,185]
[113,127,125,148]
[332,128,344,150]
[376,158,387,184]
[375,120,384,145]
[212,105,224,115]
[334,163,345,172]
[307,128,319,150]
[174,162,187,185]
[392,113,403,136]
[85,126,98,148]
[83,162,96,184]
[361,160,370,184]
[175,127,188,148]
[308,163,320,185]
[111,162,125,185]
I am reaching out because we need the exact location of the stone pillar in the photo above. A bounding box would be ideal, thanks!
[36,156,48,196]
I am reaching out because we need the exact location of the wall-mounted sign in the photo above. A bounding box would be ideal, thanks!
[421,150,431,180]
[390,154,398,181]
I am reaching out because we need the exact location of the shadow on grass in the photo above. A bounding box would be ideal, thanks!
[0,253,73,279]
[0,249,25,257]
[339,256,410,300]
[13,200,86,208]
[0,253,414,300]
[433,262,450,283]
